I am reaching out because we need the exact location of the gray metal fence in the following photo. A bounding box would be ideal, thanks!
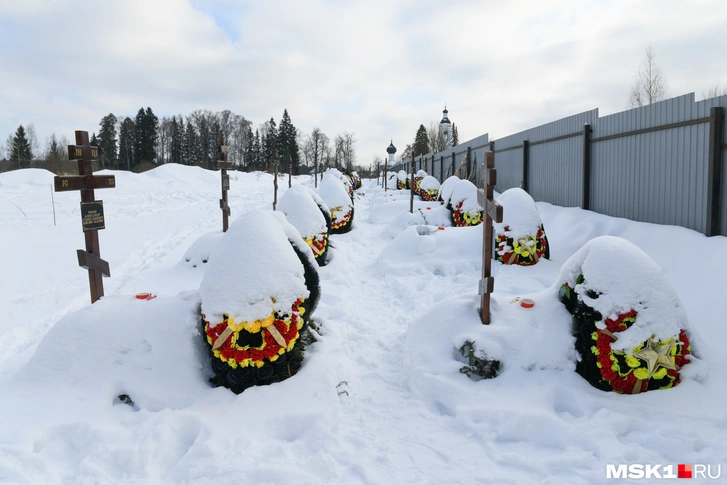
[393,92,726,237]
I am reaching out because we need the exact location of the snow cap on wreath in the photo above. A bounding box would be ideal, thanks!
[397,170,408,182]
[494,188,543,241]
[319,173,353,211]
[438,175,460,206]
[559,236,692,351]
[277,185,328,239]
[200,210,313,327]
[419,175,441,201]
[558,236,701,393]
[449,179,481,214]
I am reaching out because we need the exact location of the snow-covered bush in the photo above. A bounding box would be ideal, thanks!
[449,179,483,227]
[319,173,355,234]
[558,236,695,394]
[277,185,330,266]
[494,188,550,266]
[200,210,321,394]
[419,176,441,202]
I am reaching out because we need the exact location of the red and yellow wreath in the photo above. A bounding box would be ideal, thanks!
[590,309,691,394]
[421,188,439,201]
[413,176,424,194]
[496,224,548,265]
[203,298,306,369]
[397,179,407,190]
[452,201,484,227]
[330,206,353,230]
[305,232,329,260]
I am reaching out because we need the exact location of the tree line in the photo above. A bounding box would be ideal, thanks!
[2,108,360,175]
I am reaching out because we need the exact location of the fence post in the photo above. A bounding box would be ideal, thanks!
[707,107,725,236]
[467,146,472,179]
[522,140,530,192]
[583,123,592,211]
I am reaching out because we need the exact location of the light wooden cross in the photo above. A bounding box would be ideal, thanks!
[214,138,232,232]
[54,131,115,304]
[477,151,503,324]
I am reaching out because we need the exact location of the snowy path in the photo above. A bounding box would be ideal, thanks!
[312,189,518,484]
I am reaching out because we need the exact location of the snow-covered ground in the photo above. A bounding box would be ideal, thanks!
[0,164,726,484]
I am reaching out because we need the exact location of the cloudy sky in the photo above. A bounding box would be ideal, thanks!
[1,0,726,167]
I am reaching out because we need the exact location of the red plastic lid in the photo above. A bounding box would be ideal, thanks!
[135,293,157,300]
[520,298,535,309]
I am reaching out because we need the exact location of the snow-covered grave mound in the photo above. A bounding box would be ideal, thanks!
[385,205,453,238]
[379,224,481,275]
[15,291,210,411]
[494,188,550,266]
[558,236,706,394]
[318,173,354,234]
[449,179,483,226]
[277,184,331,266]
[396,170,408,189]
[419,175,441,202]
[438,175,460,205]
[200,210,321,394]
[180,231,225,268]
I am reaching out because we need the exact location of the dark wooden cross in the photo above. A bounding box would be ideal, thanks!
[383,158,388,191]
[477,151,503,324]
[54,130,115,304]
[409,157,416,213]
[288,154,293,188]
[272,149,279,210]
[214,138,232,232]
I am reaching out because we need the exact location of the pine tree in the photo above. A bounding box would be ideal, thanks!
[278,109,300,173]
[451,123,459,147]
[170,116,183,164]
[10,125,32,170]
[184,118,196,165]
[98,113,118,169]
[243,126,254,169]
[253,129,262,169]
[413,124,430,158]
[133,107,159,167]
[263,117,278,167]
[118,117,136,171]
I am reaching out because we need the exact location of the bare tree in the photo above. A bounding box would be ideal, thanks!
[628,46,667,108]
[305,128,329,185]
[25,123,40,161]
[702,82,727,100]
[427,121,448,154]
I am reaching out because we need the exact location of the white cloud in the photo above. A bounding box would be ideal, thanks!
[1,0,726,166]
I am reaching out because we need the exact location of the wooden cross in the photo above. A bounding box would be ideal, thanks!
[272,150,279,210]
[477,151,503,324]
[288,154,293,188]
[214,137,232,232]
[54,130,115,304]
[409,157,416,213]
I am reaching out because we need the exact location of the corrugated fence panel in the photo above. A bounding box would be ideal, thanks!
[721,94,727,236]
[590,94,711,233]
[492,126,525,192]
[527,109,598,207]
[393,93,726,235]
